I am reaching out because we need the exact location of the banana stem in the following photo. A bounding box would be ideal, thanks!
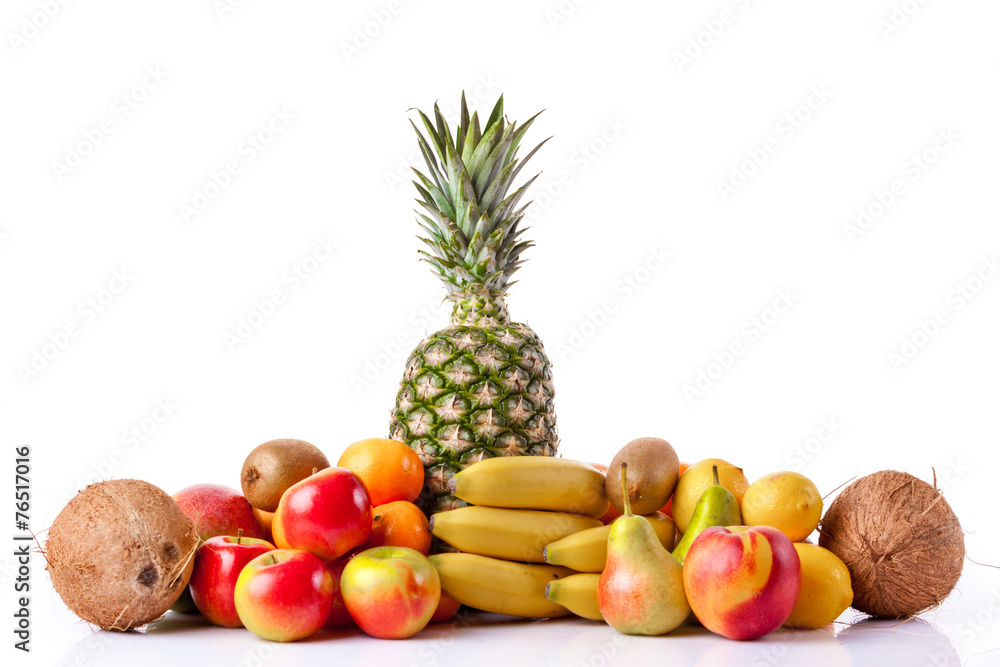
[620,462,632,517]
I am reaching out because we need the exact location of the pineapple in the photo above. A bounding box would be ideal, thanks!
[390,94,558,515]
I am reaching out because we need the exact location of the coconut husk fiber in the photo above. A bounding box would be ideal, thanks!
[819,470,964,618]
[46,479,198,630]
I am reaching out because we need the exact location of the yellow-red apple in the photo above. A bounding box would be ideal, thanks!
[234,549,333,642]
[341,546,440,639]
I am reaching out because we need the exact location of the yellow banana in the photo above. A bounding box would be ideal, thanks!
[545,573,603,621]
[428,553,574,618]
[430,506,602,563]
[451,456,610,518]
[543,512,675,572]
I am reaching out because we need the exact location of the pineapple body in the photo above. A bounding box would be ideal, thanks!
[389,94,558,514]
[391,313,557,514]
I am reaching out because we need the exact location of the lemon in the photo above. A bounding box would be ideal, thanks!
[672,458,749,534]
[741,471,822,542]
[785,543,853,629]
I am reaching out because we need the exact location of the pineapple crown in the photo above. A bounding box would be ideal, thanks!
[410,93,548,302]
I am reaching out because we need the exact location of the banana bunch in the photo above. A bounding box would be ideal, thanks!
[429,553,574,618]
[450,456,610,518]
[544,573,602,621]
[544,512,675,572]
[431,506,602,563]
[428,456,612,619]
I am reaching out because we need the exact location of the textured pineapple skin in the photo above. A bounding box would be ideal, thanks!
[390,322,558,515]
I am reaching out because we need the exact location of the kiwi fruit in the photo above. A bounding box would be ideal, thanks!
[46,479,198,630]
[606,437,680,515]
[241,438,330,512]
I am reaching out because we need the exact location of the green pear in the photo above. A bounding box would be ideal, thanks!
[673,464,742,564]
[597,463,690,635]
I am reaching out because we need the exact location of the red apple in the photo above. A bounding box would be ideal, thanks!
[173,483,267,541]
[683,525,801,640]
[341,546,440,639]
[272,467,371,561]
[189,534,275,627]
[234,549,334,642]
[323,548,363,629]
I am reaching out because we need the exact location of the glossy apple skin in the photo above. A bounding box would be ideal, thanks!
[323,548,362,628]
[234,549,334,642]
[683,525,801,640]
[173,484,268,541]
[189,535,275,627]
[341,546,440,639]
[272,467,371,561]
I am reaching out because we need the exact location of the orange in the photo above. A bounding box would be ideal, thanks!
[660,461,692,518]
[338,438,424,506]
[366,501,431,554]
[588,462,623,524]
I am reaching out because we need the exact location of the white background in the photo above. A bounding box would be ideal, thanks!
[2,1,999,665]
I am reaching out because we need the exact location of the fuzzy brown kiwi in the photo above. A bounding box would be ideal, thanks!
[606,437,680,515]
[241,438,330,512]
[45,479,198,630]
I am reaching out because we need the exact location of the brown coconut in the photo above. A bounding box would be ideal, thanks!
[819,470,964,618]
[46,479,198,630]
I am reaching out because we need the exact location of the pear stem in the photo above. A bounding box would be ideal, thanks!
[620,462,632,517]
[712,464,719,486]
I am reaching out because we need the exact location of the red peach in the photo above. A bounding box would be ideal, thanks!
[683,525,801,640]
